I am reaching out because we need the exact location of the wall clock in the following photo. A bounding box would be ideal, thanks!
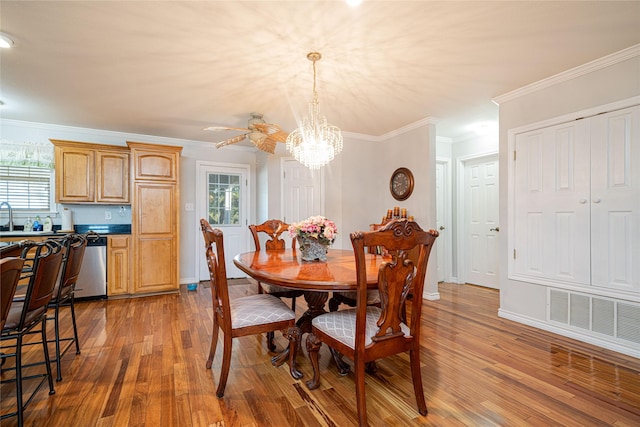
[390,167,414,201]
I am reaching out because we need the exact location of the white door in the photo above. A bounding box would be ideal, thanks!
[282,159,323,224]
[435,159,451,282]
[513,121,591,285]
[197,162,250,280]
[464,155,499,288]
[590,105,640,291]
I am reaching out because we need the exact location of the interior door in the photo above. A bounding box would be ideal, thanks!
[282,159,323,224]
[197,163,249,280]
[464,154,499,288]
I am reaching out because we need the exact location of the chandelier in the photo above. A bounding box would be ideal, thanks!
[286,52,343,170]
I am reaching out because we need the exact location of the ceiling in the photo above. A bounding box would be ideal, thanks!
[1,1,639,146]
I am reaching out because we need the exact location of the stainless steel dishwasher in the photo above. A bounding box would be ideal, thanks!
[74,232,107,300]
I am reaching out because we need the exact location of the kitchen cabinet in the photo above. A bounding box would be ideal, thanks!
[127,141,182,295]
[51,139,130,204]
[107,235,130,296]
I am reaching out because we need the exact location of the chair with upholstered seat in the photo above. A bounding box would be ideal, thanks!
[0,240,64,425]
[249,219,304,351]
[47,233,87,381]
[200,219,299,397]
[1,258,25,333]
[305,220,438,426]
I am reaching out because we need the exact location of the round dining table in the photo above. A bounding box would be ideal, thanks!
[233,247,384,377]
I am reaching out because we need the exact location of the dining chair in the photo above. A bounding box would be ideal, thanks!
[249,219,304,351]
[0,239,64,425]
[305,220,438,426]
[47,233,87,381]
[200,219,298,397]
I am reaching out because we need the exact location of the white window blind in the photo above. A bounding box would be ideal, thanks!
[0,165,52,210]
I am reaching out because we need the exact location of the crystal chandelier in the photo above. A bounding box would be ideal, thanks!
[286,52,343,170]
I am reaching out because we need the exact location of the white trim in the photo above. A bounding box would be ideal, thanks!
[493,44,640,104]
[422,291,441,301]
[456,151,499,285]
[342,116,440,142]
[498,308,640,359]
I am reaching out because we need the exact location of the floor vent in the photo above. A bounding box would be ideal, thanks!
[548,289,640,345]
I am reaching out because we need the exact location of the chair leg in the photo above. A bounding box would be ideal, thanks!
[54,304,62,381]
[266,332,276,352]
[305,333,322,390]
[328,294,341,312]
[216,333,233,398]
[70,297,81,355]
[291,297,296,312]
[410,347,428,415]
[41,319,56,396]
[206,322,219,369]
[354,357,368,427]
[15,334,24,426]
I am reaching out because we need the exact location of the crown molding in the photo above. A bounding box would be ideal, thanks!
[493,44,640,105]
[343,116,440,142]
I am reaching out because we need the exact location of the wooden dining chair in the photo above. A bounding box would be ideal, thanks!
[200,219,298,397]
[305,220,438,426]
[0,240,64,425]
[249,219,304,351]
[0,257,25,332]
[47,233,87,381]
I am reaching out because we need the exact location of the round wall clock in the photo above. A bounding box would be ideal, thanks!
[390,167,414,201]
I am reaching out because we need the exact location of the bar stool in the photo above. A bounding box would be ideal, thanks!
[0,240,64,425]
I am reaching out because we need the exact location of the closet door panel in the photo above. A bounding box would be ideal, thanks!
[591,106,640,291]
[514,121,590,284]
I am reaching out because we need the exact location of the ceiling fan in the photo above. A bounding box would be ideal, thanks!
[204,112,288,154]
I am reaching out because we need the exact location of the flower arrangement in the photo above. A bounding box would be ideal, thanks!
[288,215,337,246]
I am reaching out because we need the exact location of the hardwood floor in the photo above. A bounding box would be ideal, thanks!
[1,282,639,426]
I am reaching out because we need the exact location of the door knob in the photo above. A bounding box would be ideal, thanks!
[439,226,445,230]
[490,227,500,232]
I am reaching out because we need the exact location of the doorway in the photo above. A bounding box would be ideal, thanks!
[457,153,499,289]
[281,158,324,224]
[196,162,250,280]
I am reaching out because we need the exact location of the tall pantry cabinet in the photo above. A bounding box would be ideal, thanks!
[127,141,183,294]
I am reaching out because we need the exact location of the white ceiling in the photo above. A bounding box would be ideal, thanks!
[1,1,639,145]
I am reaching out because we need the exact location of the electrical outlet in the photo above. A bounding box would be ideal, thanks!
[185,203,194,211]
[105,210,112,220]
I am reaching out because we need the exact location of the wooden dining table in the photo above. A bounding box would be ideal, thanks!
[233,247,384,377]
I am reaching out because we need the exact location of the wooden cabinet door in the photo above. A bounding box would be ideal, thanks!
[132,150,179,182]
[107,235,130,296]
[96,151,130,203]
[132,182,178,293]
[55,147,95,203]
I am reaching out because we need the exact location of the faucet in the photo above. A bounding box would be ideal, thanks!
[0,201,13,231]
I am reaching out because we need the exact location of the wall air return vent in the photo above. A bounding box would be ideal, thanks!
[548,289,640,345]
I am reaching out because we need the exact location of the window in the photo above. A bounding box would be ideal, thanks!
[207,173,240,225]
[0,165,52,211]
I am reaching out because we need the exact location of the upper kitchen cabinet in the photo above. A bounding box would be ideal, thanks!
[51,140,130,204]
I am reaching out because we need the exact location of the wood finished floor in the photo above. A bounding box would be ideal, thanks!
[1,281,639,426]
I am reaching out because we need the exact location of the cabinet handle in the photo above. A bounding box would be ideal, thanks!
[579,199,587,204]
[439,226,445,231]
[593,199,602,204]
[490,227,500,232]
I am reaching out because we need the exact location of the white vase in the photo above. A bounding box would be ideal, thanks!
[299,237,329,262]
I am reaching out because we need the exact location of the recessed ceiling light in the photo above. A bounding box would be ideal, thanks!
[0,32,15,48]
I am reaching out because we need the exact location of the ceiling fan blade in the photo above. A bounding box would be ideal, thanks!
[215,133,248,149]
[256,137,277,154]
[253,123,283,135]
[268,130,289,143]
[204,125,251,132]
